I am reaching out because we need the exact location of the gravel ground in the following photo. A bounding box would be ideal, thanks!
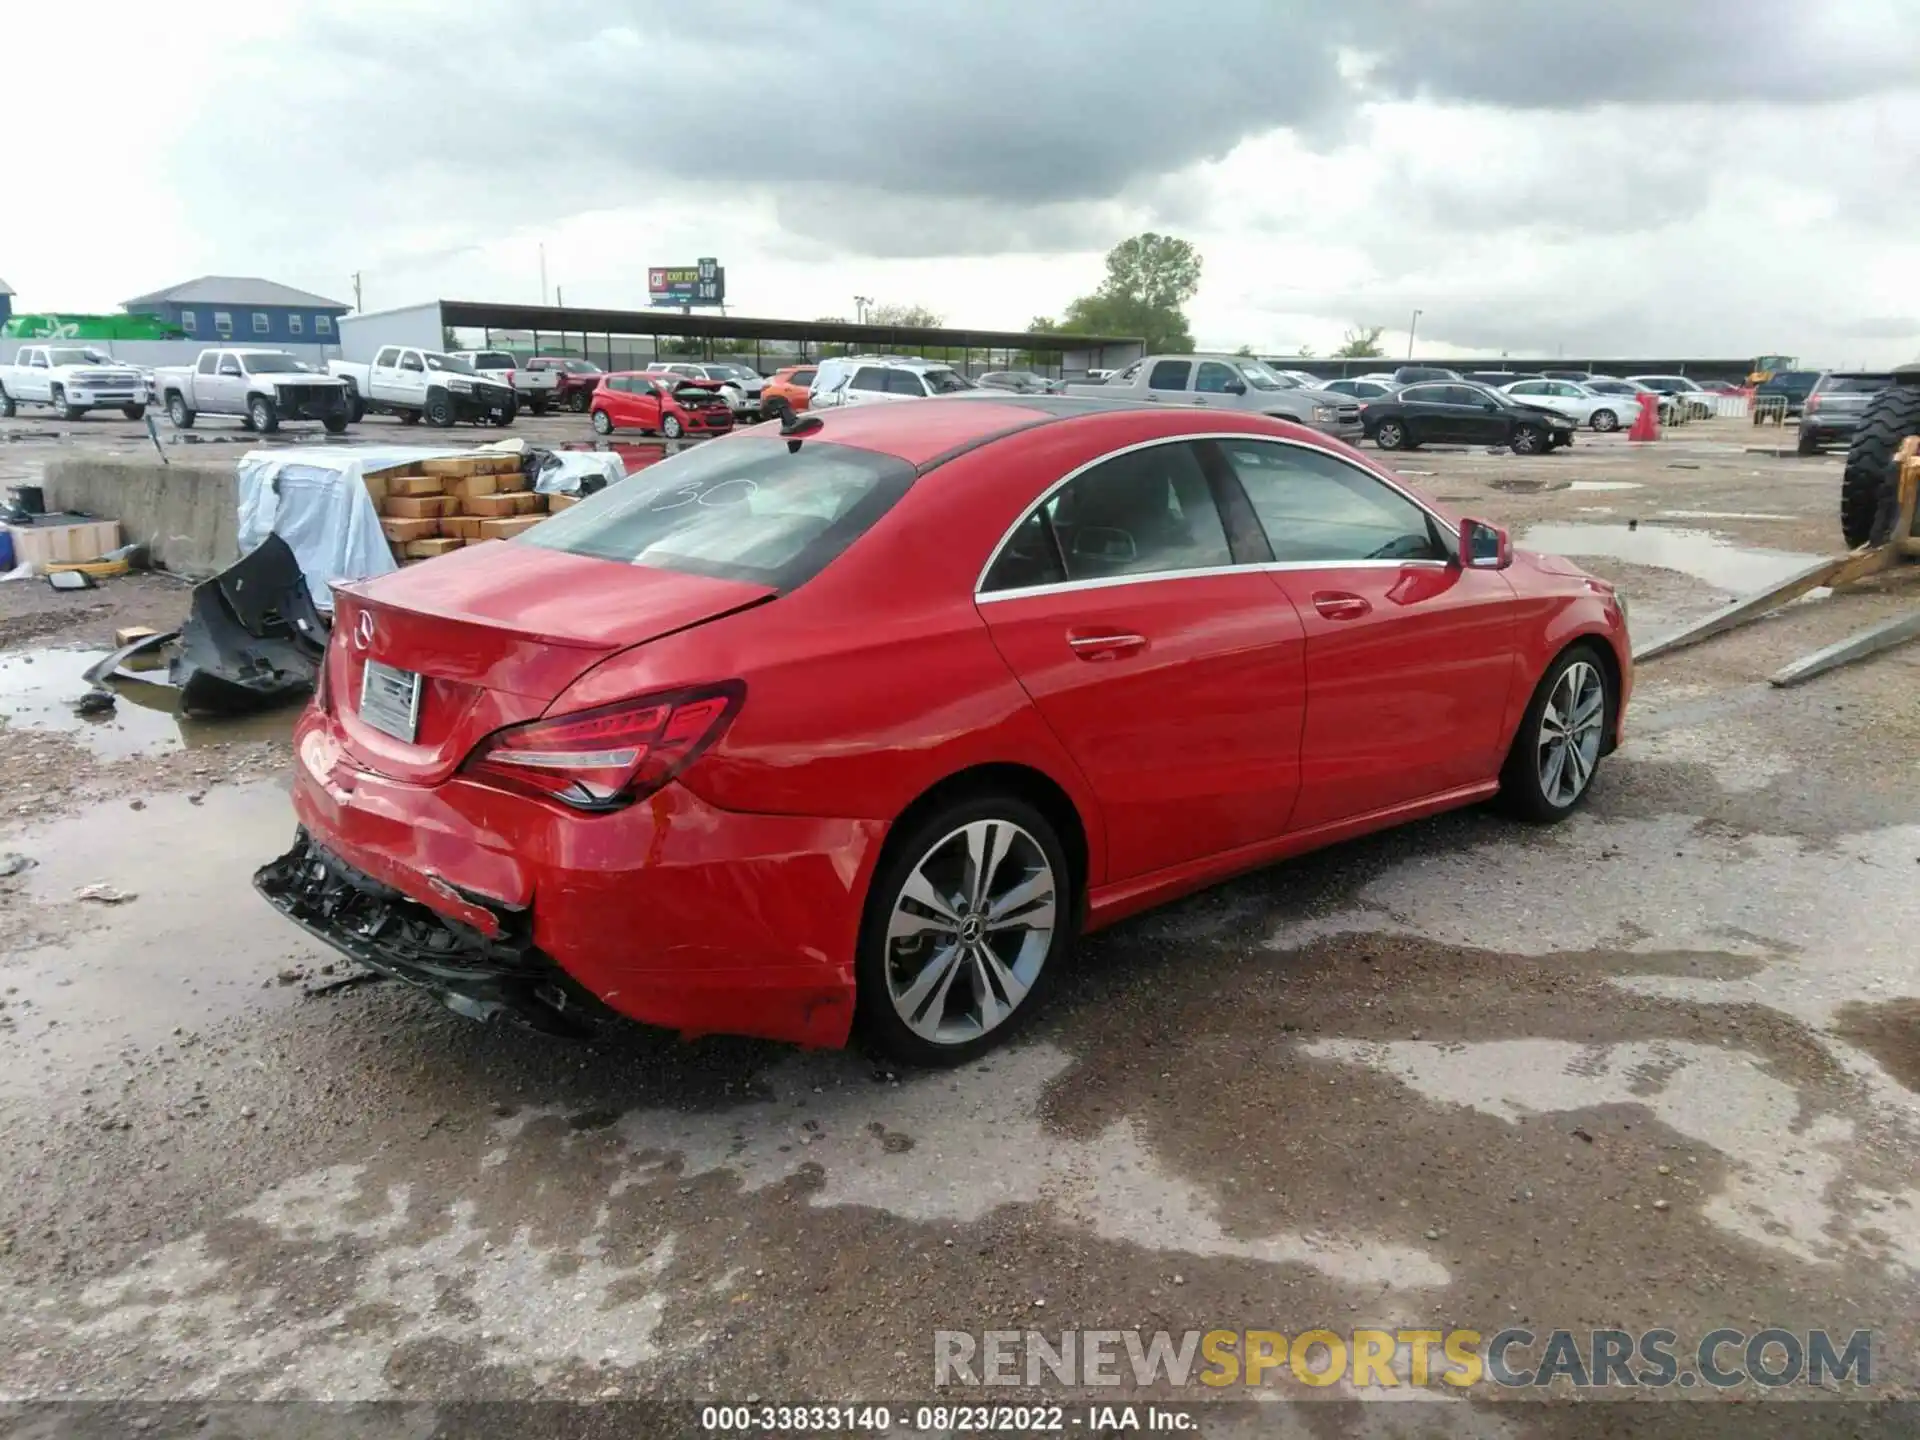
[1,411,1917,1434]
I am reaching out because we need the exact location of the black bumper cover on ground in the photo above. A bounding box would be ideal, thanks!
[254,829,602,1037]
[171,533,329,716]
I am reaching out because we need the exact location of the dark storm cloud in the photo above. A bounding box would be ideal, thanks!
[186,0,1920,260]
[1346,0,1920,111]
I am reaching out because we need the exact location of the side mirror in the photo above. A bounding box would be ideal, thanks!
[1461,518,1511,570]
[1481,399,1498,410]
[1225,379,1248,396]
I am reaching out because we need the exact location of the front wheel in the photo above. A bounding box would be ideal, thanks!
[323,412,350,434]
[122,403,147,421]
[1797,428,1820,457]
[661,414,684,439]
[425,391,455,428]
[1590,408,1618,433]
[248,395,279,434]
[1510,424,1544,455]
[1374,419,1406,450]
[591,408,613,435]
[1499,644,1612,823]
[854,795,1072,1066]
[52,385,83,422]
[529,395,549,416]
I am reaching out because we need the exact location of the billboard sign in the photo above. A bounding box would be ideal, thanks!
[648,257,725,308]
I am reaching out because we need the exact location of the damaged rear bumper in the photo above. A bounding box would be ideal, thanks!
[253,828,607,1037]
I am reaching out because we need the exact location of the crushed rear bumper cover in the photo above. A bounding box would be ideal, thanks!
[254,828,605,1037]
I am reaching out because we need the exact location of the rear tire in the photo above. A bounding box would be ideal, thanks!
[1,387,17,418]
[591,408,613,435]
[1374,419,1407,451]
[167,393,194,429]
[569,389,590,413]
[530,395,549,416]
[1499,643,1613,823]
[1840,381,1920,547]
[854,792,1073,1067]
[1590,408,1618,432]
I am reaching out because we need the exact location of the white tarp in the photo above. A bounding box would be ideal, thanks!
[234,442,631,611]
[236,446,456,612]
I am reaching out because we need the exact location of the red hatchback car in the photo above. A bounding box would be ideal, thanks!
[257,398,1630,1065]
[590,371,734,439]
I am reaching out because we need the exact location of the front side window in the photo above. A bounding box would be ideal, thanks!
[981,441,1231,592]
[1195,361,1240,394]
[218,356,243,378]
[1146,359,1191,391]
[399,353,425,373]
[1217,440,1446,565]
[525,437,916,590]
[886,369,928,396]
[922,368,971,394]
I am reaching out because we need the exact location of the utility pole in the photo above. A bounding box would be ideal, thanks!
[1406,308,1422,360]
[351,272,362,312]
[854,294,873,326]
[539,244,548,306]
[556,285,564,308]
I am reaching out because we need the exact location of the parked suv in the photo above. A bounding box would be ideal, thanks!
[809,357,976,408]
[1798,371,1892,456]
[1752,370,1820,423]
[760,365,817,421]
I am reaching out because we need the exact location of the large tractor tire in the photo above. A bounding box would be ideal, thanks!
[1840,370,1920,548]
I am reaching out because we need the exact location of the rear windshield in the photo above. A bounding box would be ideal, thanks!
[523,437,916,589]
[1821,374,1891,394]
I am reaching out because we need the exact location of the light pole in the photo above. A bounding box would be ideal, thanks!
[853,295,873,326]
[1406,308,1422,361]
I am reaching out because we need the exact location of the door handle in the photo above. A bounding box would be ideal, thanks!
[1068,631,1147,661]
[1312,591,1371,620]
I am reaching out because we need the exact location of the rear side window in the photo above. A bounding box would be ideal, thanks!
[1146,360,1191,391]
[524,437,916,590]
[982,441,1231,591]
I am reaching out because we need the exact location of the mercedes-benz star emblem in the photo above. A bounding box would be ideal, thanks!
[355,611,376,650]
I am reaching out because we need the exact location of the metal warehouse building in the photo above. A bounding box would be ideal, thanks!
[339,299,1144,379]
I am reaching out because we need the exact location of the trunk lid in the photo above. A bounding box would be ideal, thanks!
[326,543,772,784]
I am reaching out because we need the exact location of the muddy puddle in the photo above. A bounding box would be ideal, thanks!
[0,782,318,1097]
[1521,522,1823,594]
[0,648,295,759]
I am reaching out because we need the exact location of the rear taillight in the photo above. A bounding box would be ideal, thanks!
[1805,394,1821,412]
[461,683,743,811]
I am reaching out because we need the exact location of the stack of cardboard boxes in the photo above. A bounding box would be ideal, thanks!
[369,455,580,563]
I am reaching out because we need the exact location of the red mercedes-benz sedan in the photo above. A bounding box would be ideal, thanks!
[257,397,1630,1065]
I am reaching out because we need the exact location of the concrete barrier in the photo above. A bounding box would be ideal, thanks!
[40,456,238,577]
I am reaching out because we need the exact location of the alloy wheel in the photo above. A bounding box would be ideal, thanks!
[1377,421,1403,450]
[884,819,1057,1048]
[1537,660,1605,807]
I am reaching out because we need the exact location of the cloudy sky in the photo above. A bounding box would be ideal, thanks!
[11,0,1920,362]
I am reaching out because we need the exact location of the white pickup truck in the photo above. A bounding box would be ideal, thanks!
[0,344,149,420]
[450,350,559,414]
[153,349,353,433]
[328,346,518,427]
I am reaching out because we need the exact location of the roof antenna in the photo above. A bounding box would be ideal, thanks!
[780,410,823,453]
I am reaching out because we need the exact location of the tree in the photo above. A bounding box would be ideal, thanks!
[866,302,943,329]
[1054,233,1202,354]
[1233,344,1256,358]
[1333,324,1386,359]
